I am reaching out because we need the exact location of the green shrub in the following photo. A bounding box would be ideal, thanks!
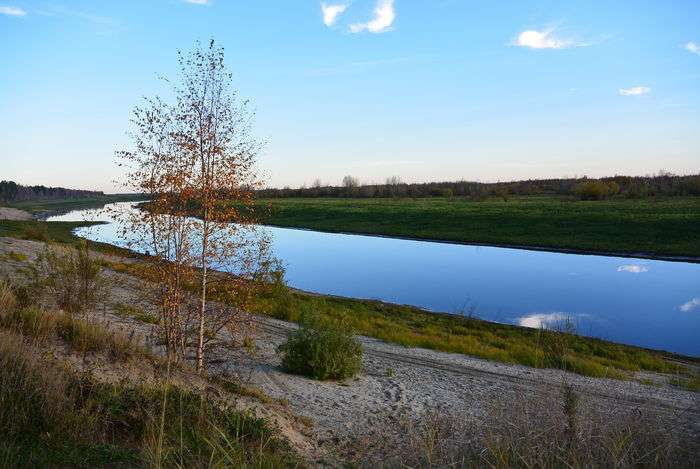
[572,180,614,200]
[279,313,362,380]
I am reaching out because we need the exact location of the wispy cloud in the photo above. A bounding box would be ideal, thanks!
[619,86,651,96]
[679,297,700,312]
[617,265,649,273]
[35,6,119,33]
[685,42,700,56]
[184,0,210,4]
[321,2,347,27]
[512,29,583,49]
[350,0,395,33]
[0,6,26,16]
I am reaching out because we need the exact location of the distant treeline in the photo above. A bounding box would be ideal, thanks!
[258,173,700,200]
[0,180,104,203]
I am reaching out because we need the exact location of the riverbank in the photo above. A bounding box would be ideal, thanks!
[254,196,700,259]
[1,216,697,381]
[0,206,32,221]
[4,194,143,219]
[1,236,698,466]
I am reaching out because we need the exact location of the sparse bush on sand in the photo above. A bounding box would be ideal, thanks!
[280,312,363,380]
[26,239,107,315]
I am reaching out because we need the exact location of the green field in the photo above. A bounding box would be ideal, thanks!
[258,196,700,258]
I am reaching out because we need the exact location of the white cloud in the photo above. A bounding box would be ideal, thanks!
[512,29,577,49]
[321,2,347,27]
[0,6,26,16]
[350,0,395,34]
[184,0,210,4]
[679,297,700,312]
[619,86,651,96]
[685,42,700,56]
[617,265,649,273]
[517,312,569,329]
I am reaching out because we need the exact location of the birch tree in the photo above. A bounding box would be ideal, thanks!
[118,40,269,371]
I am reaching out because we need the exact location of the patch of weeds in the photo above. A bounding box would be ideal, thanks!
[114,302,159,325]
[670,375,700,392]
[134,312,159,324]
[213,376,276,405]
[242,336,257,354]
[4,250,28,262]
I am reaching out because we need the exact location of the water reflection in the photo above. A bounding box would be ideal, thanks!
[617,265,649,273]
[48,202,700,356]
[518,312,575,329]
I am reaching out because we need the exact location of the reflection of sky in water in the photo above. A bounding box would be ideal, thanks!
[49,202,700,356]
[617,264,649,273]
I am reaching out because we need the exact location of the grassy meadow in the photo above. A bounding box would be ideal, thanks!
[256,196,700,258]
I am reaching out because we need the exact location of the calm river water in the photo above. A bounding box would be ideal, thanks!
[48,202,700,356]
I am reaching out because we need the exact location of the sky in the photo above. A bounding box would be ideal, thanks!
[1,0,699,192]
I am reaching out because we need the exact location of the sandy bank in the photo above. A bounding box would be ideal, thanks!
[0,206,33,220]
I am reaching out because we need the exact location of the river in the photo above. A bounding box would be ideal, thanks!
[47,201,700,356]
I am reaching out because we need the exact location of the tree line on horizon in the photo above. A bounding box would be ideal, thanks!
[257,172,700,200]
[0,180,104,203]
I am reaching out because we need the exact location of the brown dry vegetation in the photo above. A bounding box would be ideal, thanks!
[0,278,302,468]
[353,386,699,468]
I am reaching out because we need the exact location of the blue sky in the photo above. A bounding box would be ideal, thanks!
[1,0,699,192]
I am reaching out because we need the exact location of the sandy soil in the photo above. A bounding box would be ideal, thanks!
[0,206,33,220]
[1,236,698,464]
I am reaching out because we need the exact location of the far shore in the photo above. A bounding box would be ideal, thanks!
[260,222,700,264]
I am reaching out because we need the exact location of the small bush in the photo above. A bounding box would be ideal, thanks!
[255,263,295,321]
[572,180,618,200]
[279,313,362,380]
[26,240,107,314]
[270,276,295,321]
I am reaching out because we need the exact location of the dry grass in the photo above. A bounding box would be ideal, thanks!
[0,278,143,362]
[25,240,108,315]
[354,384,699,468]
[0,329,298,468]
[0,278,300,467]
